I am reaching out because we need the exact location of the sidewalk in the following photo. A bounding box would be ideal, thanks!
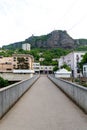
[0,75,87,130]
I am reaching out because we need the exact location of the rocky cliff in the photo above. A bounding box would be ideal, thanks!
[3,30,86,50]
[25,30,75,49]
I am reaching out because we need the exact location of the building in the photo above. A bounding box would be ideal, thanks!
[40,65,54,74]
[33,62,40,74]
[33,62,54,74]
[58,51,86,77]
[83,63,87,77]
[0,54,34,73]
[13,54,34,73]
[52,58,58,61]
[54,68,71,78]
[39,58,45,62]
[22,43,31,51]
[0,56,13,72]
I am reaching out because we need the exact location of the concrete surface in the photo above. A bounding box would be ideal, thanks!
[48,75,87,113]
[0,75,39,118]
[0,72,33,81]
[0,75,87,130]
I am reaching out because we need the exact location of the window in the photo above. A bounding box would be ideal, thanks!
[5,62,12,65]
[77,69,80,73]
[81,55,83,57]
[13,57,16,61]
[84,67,86,71]
[13,65,16,69]
[6,68,12,70]
[25,57,28,61]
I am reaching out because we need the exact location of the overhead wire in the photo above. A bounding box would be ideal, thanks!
[68,12,87,32]
[58,0,87,35]
[62,0,79,19]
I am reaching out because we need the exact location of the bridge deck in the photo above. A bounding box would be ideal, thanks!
[0,75,87,130]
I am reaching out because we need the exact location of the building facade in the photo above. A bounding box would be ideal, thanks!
[58,51,86,77]
[0,54,34,73]
[13,54,34,71]
[40,65,54,74]
[0,56,13,72]
[22,43,31,51]
[83,63,87,77]
[33,62,54,74]
[33,62,40,73]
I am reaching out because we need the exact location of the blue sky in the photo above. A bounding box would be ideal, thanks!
[0,0,87,47]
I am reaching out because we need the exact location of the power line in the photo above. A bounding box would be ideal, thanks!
[58,0,79,30]
[63,0,79,19]
[68,12,87,32]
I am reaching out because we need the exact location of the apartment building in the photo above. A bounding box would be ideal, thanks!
[12,54,34,73]
[58,51,86,77]
[0,54,34,73]
[0,56,13,72]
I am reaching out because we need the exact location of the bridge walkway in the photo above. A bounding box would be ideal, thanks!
[0,75,87,130]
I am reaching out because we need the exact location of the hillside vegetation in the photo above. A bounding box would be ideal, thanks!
[0,48,71,65]
[2,30,87,51]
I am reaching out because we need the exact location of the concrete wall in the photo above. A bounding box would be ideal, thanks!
[48,75,87,113]
[0,75,39,119]
[0,72,33,81]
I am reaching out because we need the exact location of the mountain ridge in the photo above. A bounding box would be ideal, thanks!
[2,30,87,50]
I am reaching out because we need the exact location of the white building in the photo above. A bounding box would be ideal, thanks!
[33,63,54,74]
[40,65,54,74]
[22,43,31,51]
[83,63,87,77]
[33,62,40,73]
[55,68,71,78]
[58,51,86,77]
[39,58,45,61]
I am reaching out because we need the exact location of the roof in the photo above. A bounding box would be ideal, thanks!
[55,68,71,74]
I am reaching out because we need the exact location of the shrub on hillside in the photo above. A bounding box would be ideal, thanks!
[0,77,9,88]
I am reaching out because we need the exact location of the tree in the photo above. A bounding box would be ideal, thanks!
[61,64,71,71]
[0,77,9,88]
[53,65,58,72]
[79,53,87,70]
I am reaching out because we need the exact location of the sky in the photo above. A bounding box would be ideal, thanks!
[0,0,87,47]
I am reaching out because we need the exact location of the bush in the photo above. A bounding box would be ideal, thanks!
[0,77,9,88]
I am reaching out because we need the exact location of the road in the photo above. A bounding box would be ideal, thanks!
[0,75,87,130]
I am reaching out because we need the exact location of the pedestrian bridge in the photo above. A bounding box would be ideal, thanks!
[0,75,87,130]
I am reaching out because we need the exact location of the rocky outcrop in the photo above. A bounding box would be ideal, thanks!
[3,30,77,49]
[25,30,75,49]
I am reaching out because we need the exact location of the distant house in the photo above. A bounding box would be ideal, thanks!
[52,58,58,61]
[54,68,71,78]
[22,43,31,51]
[33,63,54,74]
[39,58,45,61]
[40,65,54,74]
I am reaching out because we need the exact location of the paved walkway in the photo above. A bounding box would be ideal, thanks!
[0,75,87,130]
